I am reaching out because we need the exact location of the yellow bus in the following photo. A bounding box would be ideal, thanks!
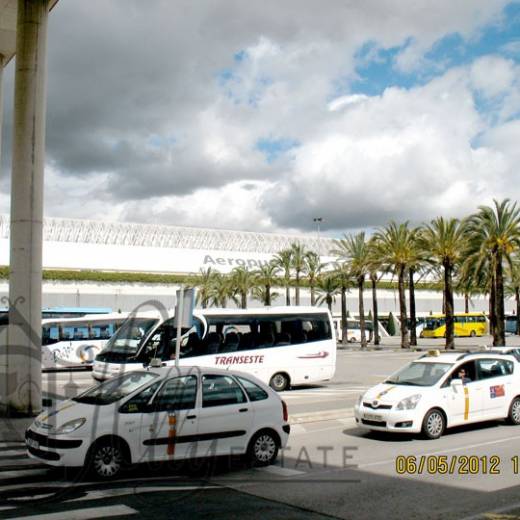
[420,313,487,338]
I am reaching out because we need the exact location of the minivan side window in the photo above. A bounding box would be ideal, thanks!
[153,375,198,411]
[202,374,246,407]
[236,376,269,402]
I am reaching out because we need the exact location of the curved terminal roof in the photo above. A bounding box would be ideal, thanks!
[0,214,337,255]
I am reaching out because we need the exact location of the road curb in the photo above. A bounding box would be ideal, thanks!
[289,409,354,425]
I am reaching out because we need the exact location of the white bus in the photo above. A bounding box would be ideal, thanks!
[41,312,133,368]
[93,306,336,391]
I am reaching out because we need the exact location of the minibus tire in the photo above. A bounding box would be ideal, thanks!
[269,373,289,392]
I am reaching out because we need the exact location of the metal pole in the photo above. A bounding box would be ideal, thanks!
[174,285,184,368]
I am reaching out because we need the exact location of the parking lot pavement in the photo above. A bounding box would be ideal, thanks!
[7,348,520,519]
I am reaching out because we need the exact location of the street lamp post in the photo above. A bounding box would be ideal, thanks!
[313,217,323,255]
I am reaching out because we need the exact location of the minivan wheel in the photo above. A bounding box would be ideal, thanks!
[89,440,126,479]
[421,409,445,439]
[269,373,289,392]
[508,397,520,425]
[247,430,279,467]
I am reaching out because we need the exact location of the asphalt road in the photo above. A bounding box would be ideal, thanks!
[5,341,520,519]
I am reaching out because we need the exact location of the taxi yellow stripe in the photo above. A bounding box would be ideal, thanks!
[167,414,176,456]
[464,387,470,420]
[376,386,395,399]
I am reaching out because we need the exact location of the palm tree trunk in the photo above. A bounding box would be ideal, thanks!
[398,265,410,348]
[409,268,417,347]
[327,295,332,313]
[371,274,380,345]
[310,284,315,306]
[295,272,300,306]
[516,288,520,335]
[444,261,455,350]
[341,286,348,345]
[285,283,290,306]
[358,277,367,349]
[265,284,271,306]
[241,292,247,309]
[464,293,469,314]
[495,252,505,345]
[490,271,497,343]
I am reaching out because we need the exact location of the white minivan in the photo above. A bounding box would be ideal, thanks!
[26,366,290,478]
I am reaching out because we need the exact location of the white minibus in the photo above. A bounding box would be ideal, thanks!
[93,306,336,391]
[42,312,133,368]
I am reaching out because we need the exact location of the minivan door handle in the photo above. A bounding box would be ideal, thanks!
[239,408,249,413]
[187,414,197,420]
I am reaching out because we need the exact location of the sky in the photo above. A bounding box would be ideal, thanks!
[0,0,519,237]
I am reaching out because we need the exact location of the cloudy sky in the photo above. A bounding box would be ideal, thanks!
[1,0,519,237]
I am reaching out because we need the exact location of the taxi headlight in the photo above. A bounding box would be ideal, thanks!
[52,418,86,435]
[396,394,422,411]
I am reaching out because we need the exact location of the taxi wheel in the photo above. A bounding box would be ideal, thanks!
[269,373,289,392]
[247,430,279,467]
[88,439,127,479]
[507,397,520,425]
[421,409,445,439]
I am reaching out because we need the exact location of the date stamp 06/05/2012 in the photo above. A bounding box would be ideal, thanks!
[395,455,520,476]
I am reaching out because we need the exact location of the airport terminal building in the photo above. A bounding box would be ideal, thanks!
[0,214,501,314]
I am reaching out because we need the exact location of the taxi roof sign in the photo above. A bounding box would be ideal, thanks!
[427,349,440,357]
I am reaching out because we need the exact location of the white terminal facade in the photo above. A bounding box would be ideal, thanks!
[0,213,503,314]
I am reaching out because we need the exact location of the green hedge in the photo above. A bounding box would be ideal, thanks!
[0,265,443,291]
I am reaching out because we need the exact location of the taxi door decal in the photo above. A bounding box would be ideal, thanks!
[464,387,470,420]
[490,385,505,398]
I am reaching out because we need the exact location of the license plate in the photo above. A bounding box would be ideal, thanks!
[364,413,383,421]
[27,438,39,450]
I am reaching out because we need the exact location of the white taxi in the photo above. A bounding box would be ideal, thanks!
[354,351,520,439]
[26,366,290,478]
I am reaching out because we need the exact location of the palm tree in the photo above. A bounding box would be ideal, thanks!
[367,237,384,346]
[464,199,520,346]
[230,266,255,309]
[304,251,325,306]
[209,273,235,308]
[254,262,280,306]
[332,261,353,345]
[291,242,308,305]
[372,222,417,348]
[332,232,371,349]
[252,286,280,306]
[196,267,216,309]
[273,249,293,306]
[420,217,468,349]
[315,274,341,313]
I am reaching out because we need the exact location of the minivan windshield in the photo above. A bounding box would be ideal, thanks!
[100,317,159,356]
[73,371,158,405]
[384,362,452,387]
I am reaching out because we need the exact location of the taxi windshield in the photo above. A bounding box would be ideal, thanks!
[73,371,158,405]
[100,318,159,356]
[384,361,452,387]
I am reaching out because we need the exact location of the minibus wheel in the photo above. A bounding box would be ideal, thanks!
[269,372,289,392]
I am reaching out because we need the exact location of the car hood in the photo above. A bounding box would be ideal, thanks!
[32,399,115,433]
[362,383,428,406]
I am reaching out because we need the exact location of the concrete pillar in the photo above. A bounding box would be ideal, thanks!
[2,0,49,416]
